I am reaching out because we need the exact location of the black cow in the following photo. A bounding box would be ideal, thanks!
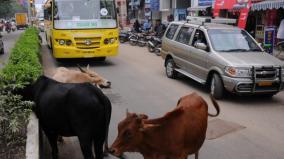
[21,75,112,159]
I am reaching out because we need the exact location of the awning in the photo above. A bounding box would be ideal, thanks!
[187,5,211,12]
[251,0,284,11]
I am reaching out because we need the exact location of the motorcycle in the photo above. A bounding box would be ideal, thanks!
[11,25,16,32]
[129,32,139,46]
[6,27,11,33]
[137,31,152,47]
[119,29,131,43]
[148,36,162,56]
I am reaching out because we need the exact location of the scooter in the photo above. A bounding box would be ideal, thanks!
[11,25,16,32]
[148,36,162,56]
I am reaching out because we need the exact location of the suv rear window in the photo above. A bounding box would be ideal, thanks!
[165,24,179,39]
[176,27,194,45]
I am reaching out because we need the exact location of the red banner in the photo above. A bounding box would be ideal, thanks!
[213,0,252,29]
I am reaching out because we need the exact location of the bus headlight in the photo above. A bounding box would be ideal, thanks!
[59,39,65,45]
[109,38,115,44]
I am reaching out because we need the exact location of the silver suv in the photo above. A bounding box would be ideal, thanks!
[161,17,284,99]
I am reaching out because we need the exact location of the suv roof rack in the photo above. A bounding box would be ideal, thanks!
[186,16,237,25]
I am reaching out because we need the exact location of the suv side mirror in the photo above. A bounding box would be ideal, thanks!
[195,42,208,51]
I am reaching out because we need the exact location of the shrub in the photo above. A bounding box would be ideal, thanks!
[1,27,42,84]
[0,27,42,157]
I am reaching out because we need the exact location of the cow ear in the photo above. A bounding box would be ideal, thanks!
[139,124,160,132]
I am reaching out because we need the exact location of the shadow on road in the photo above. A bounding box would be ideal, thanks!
[55,58,116,68]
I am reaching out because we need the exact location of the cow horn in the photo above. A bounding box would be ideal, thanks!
[126,109,130,117]
[77,64,86,73]
[86,64,90,71]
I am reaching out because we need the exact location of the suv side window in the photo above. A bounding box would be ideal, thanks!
[176,26,194,45]
[165,24,179,39]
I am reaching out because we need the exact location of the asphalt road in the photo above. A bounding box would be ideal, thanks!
[0,30,23,68]
[40,37,284,159]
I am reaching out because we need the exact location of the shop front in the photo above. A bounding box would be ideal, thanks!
[250,0,284,53]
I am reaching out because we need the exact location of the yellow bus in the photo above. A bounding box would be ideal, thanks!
[44,0,119,60]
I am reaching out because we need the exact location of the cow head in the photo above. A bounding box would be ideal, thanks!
[110,110,150,157]
[77,65,111,88]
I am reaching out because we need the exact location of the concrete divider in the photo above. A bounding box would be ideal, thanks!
[26,112,39,159]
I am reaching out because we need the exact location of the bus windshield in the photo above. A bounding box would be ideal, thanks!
[53,0,116,29]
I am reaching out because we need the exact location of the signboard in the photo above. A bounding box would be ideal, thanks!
[145,0,151,3]
[198,0,213,6]
[150,0,159,11]
[264,27,276,54]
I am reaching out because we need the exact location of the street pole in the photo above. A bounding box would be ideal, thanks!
[27,0,32,25]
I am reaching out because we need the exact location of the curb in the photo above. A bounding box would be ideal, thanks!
[26,112,39,159]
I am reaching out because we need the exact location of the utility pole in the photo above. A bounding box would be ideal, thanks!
[27,0,32,25]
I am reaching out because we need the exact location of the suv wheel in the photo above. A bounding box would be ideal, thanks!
[166,59,177,79]
[0,48,4,54]
[210,73,224,99]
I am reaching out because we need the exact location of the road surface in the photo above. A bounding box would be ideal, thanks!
[40,38,284,159]
[0,30,23,68]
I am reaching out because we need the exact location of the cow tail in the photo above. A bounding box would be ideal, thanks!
[208,94,220,117]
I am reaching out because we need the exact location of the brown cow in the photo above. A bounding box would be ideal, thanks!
[110,92,220,159]
[52,65,111,88]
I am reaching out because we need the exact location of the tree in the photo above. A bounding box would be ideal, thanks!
[0,0,27,19]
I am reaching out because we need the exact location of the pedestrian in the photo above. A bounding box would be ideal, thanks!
[143,20,151,31]
[154,19,166,38]
[133,19,141,33]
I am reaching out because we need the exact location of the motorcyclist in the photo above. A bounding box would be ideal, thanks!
[133,19,141,33]
[5,21,12,32]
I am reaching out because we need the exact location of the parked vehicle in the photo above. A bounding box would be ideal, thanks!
[0,34,4,54]
[15,13,28,29]
[148,36,162,55]
[161,16,284,99]
[129,32,139,46]
[119,30,130,43]
[137,32,152,47]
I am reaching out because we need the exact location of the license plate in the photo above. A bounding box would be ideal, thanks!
[82,51,94,54]
[258,81,272,86]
